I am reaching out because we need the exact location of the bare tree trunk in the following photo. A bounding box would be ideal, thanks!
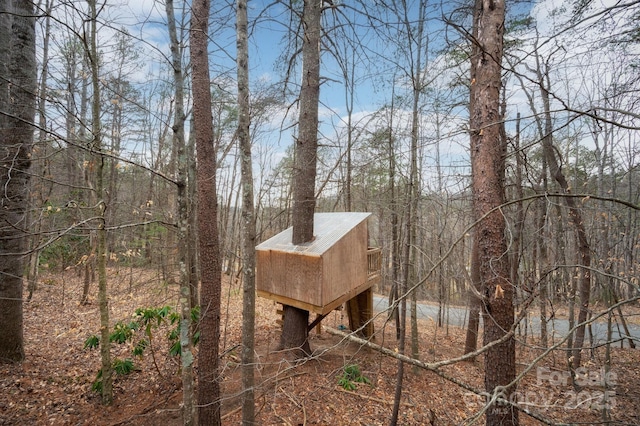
[77,53,90,203]
[187,126,199,311]
[236,0,256,422]
[281,0,321,358]
[537,62,591,370]
[25,0,53,302]
[191,0,222,422]
[469,0,517,424]
[80,232,95,305]
[537,198,549,348]
[87,0,112,404]
[290,0,320,245]
[390,199,409,425]
[79,55,95,305]
[463,237,481,357]
[392,1,426,416]
[164,0,194,423]
[407,1,425,366]
[537,154,550,348]
[0,0,36,363]
[387,92,400,340]
[510,113,524,313]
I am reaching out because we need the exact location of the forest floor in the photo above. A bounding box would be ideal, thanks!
[1,267,639,425]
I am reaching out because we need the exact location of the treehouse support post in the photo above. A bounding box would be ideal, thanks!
[347,287,374,339]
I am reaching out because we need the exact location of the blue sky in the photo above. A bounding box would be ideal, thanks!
[40,0,639,194]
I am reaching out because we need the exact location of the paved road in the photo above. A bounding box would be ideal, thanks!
[372,294,640,347]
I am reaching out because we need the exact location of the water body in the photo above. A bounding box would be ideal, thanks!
[372,294,640,347]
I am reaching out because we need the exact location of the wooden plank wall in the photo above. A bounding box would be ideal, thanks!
[322,222,368,304]
[256,217,371,315]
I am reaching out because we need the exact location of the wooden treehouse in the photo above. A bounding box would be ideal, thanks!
[256,212,382,337]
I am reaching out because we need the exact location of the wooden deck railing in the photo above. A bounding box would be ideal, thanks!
[367,247,382,280]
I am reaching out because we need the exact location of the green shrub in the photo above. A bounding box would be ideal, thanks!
[113,358,135,375]
[83,334,99,350]
[337,364,371,391]
[84,304,200,394]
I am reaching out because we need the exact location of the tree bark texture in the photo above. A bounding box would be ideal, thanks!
[464,236,481,357]
[164,0,194,423]
[236,0,257,422]
[281,0,322,357]
[190,0,222,423]
[0,0,36,363]
[280,305,311,357]
[469,0,518,424]
[291,0,320,245]
[388,98,400,340]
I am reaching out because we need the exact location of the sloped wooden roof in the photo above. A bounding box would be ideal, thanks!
[256,212,371,254]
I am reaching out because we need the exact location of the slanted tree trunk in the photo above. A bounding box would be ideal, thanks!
[536,59,591,371]
[0,0,36,363]
[469,0,518,424]
[280,0,321,358]
[236,0,256,422]
[190,0,222,423]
